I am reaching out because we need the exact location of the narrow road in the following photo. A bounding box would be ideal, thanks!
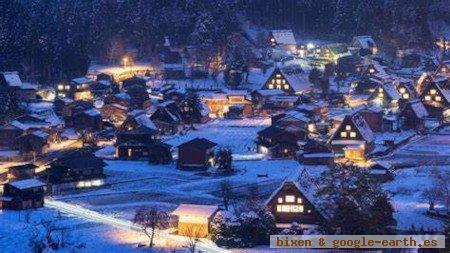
[44,198,228,253]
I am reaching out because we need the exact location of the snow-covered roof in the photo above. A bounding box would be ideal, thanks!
[2,72,22,87]
[353,36,376,49]
[270,30,297,45]
[280,67,312,93]
[407,100,429,118]
[9,178,45,190]
[72,77,92,84]
[381,83,401,100]
[268,95,298,103]
[172,204,218,218]
[135,114,157,130]
[254,89,286,96]
[31,130,49,139]
[84,108,101,117]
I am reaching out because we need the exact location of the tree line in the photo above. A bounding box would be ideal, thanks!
[0,0,447,84]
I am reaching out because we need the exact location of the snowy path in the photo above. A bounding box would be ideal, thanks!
[44,198,228,253]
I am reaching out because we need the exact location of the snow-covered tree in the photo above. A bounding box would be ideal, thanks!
[317,163,395,234]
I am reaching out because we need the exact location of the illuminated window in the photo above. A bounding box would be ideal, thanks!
[350,132,356,138]
[435,96,442,102]
[369,68,375,74]
[57,84,64,90]
[276,74,281,78]
[340,132,347,138]
[378,88,383,92]
[276,205,304,213]
[65,85,71,90]
[399,87,406,93]
[425,95,431,101]
[284,85,289,90]
[282,80,286,84]
[297,198,302,203]
[276,79,281,85]
[277,197,283,203]
[127,148,132,157]
[268,84,274,89]
[307,209,311,213]
[403,93,409,99]
[345,125,351,130]
[430,89,437,95]
[276,85,281,89]
[285,195,295,203]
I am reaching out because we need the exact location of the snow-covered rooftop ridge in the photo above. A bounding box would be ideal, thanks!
[171,204,218,218]
[84,108,101,117]
[135,114,157,130]
[9,178,45,190]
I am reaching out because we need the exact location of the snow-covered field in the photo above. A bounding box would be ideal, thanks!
[384,166,449,232]
[165,117,270,155]
[54,159,301,221]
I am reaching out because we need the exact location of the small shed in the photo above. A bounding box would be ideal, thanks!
[172,204,219,238]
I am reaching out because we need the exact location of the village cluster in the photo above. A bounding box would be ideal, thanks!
[0,29,449,249]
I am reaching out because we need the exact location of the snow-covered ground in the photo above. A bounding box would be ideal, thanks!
[384,166,449,232]
[0,208,172,252]
[54,159,302,221]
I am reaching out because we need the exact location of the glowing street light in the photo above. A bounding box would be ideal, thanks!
[306,43,315,50]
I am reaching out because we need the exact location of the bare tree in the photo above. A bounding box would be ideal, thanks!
[184,225,202,253]
[133,207,169,247]
[219,180,233,211]
[421,187,440,211]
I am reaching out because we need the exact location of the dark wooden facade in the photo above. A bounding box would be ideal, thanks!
[256,125,306,159]
[42,149,105,193]
[177,138,216,170]
[1,178,45,210]
[265,181,325,226]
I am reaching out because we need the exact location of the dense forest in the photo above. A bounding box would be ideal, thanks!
[0,0,448,83]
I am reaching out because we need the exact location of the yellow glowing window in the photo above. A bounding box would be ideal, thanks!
[403,94,409,99]
[276,85,281,89]
[291,205,304,213]
[345,125,351,130]
[127,148,132,157]
[65,85,71,90]
[284,85,289,90]
[340,132,347,138]
[282,79,286,84]
[435,96,442,102]
[278,197,283,203]
[378,88,383,92]
[378,93,384,98]
[369,68,375,73]
[268,84,274,89]
[297,198,302,203]
[350,132,356,138]
[425,95,431,101]
[285,195,295,203]
[57,84,64,90]
[430,89,437,95]
[276,74,281,78]
[399,87,406,93]
[276,79,281,85]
